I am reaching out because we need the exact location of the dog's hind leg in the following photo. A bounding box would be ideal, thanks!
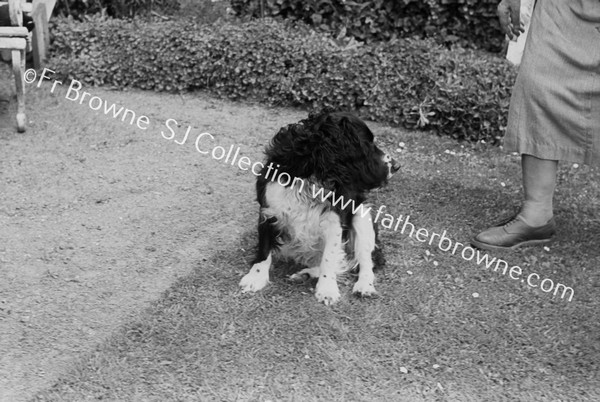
[240,215,277,293]
[352,210,378,297]
[314,212,345,305]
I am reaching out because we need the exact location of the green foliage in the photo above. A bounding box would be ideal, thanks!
[53,0,180,19]
[231,0,504,52]
[176,0,231,24]
[50,16,516,143]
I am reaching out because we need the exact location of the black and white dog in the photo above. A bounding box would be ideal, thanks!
[239,111,400,305]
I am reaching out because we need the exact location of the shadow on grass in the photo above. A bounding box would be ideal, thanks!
[36,165,600,401]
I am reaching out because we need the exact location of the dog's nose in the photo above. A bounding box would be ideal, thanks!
[391,158,401,172]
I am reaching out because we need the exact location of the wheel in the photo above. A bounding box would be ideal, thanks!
[16,112,26,132]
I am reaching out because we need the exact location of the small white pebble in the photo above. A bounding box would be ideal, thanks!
[407,270,413,275]
[444,149,450,154]
[425,250,431,256]
[472,292,480,298]
[543,246,550,252]
[304,355,310,359]
[573,163,579,169]
[399,142,405,148]
[400,367,408,374]
[500,182,506,187]
[481,139,486,143]
[433,364,440,369]
[396,148,402,153]
[433,261,439,266]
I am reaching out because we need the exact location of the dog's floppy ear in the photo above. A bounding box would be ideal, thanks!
[337,115,362,147]
[338,113,374,143]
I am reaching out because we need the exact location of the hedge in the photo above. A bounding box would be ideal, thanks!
[53,0,180,19]
[231,0,505,52]
[49,16,517,143]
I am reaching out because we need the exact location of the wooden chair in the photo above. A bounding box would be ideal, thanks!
[0,0,28,132]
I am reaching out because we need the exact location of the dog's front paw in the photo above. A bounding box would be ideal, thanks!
[239,264,270,293]
[352,278,377,297]
[315,275,341,305]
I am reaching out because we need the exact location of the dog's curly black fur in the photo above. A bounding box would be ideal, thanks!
[259,110,390,204]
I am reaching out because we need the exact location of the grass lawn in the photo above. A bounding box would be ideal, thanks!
[6,76,596,401]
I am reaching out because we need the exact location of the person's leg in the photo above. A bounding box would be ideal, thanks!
[519,154,558,226]
[471,153,557,251]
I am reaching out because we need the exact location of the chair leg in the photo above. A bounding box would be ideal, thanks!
[12,48,26,132]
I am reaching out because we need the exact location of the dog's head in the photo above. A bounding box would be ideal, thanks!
[266,110,400,194]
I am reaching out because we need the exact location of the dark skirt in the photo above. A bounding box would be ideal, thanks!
[503,0,600,165]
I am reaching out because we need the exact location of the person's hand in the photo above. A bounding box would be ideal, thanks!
[498,0,525,40]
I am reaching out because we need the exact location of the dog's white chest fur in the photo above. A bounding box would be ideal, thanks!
[261,180,335,267]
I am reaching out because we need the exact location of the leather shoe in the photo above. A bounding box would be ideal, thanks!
[471,215,556,251]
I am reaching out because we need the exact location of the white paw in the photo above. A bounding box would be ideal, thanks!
[352,277,377,297]
[289,266,321,282]
[315,275,341,305]
[239,265,270,293]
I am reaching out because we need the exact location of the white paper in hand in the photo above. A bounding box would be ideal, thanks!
[506,0,536,66]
